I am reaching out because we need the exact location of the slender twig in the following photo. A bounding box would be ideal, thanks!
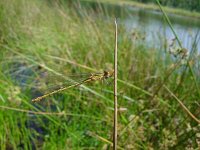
[87,131,124,150]
[0,105,103,119]
[113,18,118,150]
[164,85,200,124]
[0,105,65,115]
[156,0,182,47]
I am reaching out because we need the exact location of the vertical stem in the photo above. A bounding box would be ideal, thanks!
[113,18,118,150]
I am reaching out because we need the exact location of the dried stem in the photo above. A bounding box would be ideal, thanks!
[113,18,118,150]
[164,85,200,124]
[0,105,65,115]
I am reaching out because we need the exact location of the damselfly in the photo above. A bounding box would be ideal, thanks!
[32,70,114,102]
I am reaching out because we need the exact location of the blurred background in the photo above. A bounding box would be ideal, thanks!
[0,0,199,149]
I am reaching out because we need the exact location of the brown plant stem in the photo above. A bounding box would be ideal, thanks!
[113,18,118,150]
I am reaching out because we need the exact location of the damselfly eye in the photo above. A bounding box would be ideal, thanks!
[103,71,109,78]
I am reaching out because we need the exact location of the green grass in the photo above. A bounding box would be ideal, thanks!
[0,0,200,149]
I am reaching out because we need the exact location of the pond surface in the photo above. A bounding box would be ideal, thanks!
[124,6,200,52]
[80,1,200,52]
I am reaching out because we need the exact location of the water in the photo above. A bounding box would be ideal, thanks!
[124,7,200,52]
[80,1,200,52]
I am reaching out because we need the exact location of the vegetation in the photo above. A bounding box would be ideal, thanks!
[0,0,199,149]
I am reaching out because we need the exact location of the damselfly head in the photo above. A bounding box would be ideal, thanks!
[104,70,114,79]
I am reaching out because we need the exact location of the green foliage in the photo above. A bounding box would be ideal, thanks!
[0,0,199,149]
